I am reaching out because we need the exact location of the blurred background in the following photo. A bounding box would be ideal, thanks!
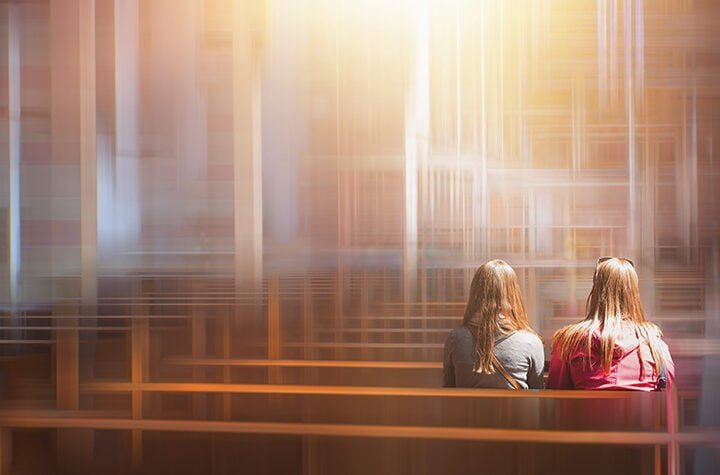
[0,0,719,473]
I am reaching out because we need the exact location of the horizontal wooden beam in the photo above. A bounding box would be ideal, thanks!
[81,381,649,400]
[165,357,442,369]
[0,413,718,447]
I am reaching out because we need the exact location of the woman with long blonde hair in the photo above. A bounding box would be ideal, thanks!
[443,260,544,389]
[547,257,674,390]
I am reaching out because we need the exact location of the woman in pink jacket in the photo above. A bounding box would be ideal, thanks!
[547,257,674,391]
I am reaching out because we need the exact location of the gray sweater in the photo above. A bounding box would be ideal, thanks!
[443,326,545,389]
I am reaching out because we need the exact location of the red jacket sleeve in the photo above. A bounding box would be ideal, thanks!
[546,348,574,389]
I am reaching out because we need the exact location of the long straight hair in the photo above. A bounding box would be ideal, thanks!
[462,260,534,374]
[552,258,664,375]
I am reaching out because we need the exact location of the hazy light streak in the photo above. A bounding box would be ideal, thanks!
[7,4,21,310]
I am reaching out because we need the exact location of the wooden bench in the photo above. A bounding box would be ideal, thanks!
[0,385,714,475]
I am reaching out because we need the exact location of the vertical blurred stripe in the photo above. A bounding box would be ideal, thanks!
[634,0,644,102]
[6,4,21,315]
[625,0,639,260]
[597,0,607,105]
[112,0,141,253]
[403,0,428,303]
[233,0,264,291]
[78,0,97,308]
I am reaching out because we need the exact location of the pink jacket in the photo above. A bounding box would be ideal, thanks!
[546,331,675,391]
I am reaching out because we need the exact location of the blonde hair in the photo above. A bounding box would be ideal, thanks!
[462,260,534,374]
[552,258,665,375]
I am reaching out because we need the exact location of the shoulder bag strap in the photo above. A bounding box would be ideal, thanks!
[491,353,522,390]
[656,362,667,391]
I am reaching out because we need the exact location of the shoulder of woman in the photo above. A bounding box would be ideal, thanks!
[450,325,473,340]
[651,330,671,351]
[647,321,665,337]
[514,330,545,350]
[515,328,540,340]
[550,322,594,356]
[636,321,668,345]
[551,322,586,343]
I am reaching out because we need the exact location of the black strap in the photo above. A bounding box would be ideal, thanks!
[656,362,667,392]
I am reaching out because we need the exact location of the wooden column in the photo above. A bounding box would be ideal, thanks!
[303,276,315,362]
[130,279,149,469]
[0,428,11,475]
[54,303,79,409]
[191,281,207,419]
[54,303,94,471]
[360,271,369,360]
[267,276,280,383]
[219,312,232,420]
[695,240,720,474]
[302,277,316,475]
[335,258,344,359]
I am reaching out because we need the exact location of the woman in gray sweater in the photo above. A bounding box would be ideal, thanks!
[443,260,545,389]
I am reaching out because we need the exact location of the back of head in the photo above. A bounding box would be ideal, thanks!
[553,257,664,373]
[587,258,645,325]
[462,259,532,374]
